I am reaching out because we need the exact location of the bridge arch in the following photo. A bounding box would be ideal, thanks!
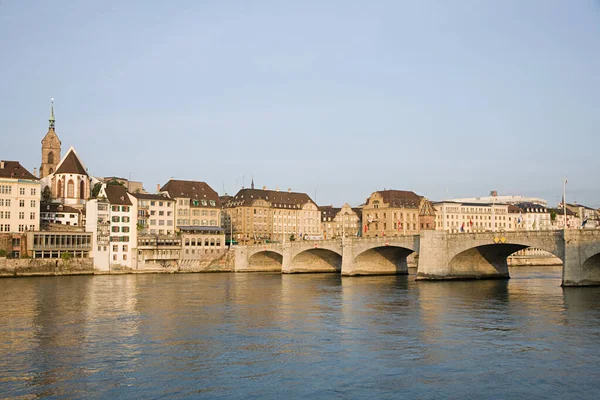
[352,245,415,275]
[290,248,342,273]
[446,234,565,280]
[248,250,283,272]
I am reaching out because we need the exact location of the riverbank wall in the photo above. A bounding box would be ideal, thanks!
[0,250,235,278]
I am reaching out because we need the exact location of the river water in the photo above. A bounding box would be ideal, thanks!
[1,267,600,399]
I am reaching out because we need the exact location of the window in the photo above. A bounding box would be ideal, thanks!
[30,200,36,207]
[112,226,119,233]
[19,212,24,220]
[150,219,156,226]
[113,255,117,261]
[150,201,156,206]
[159,211,164,216]
[0,185,12,194]
[112,206,120,212]
[122,226,130,233]
[209,200,216,206]
[30,212,35,220]
[20,188,25,195]
[29,225,35,231]
[159,201,163,207]
[112,216,120,223]
[19,224,25,232]
[19,200,25,207]
[122,245,128,252]
[31,188,36,196]
[201,200,207,206]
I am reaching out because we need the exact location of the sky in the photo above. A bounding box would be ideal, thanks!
[1,0,599,208]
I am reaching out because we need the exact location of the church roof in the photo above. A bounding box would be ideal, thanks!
[0,160,38,180]
[55,147,88,176]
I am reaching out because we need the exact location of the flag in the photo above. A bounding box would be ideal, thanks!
[469,219,473,227]
[582,217,588,227]
[397,220,401,231]
[517,212,522,225]
[382,230,385,237]
[460,222,465,232]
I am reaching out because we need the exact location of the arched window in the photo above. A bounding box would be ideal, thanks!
[216,239,221,247]
[210,238,215,246]
[185,238,190,246]
[57,179,63,198]
[191,239,196,246]
[205,238,209,246]
[47,152,54,164]
[49,168,54,175]
[79,180,85,199]
[67,180,74,198]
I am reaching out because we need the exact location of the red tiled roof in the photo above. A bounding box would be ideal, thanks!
[160,179,220,207]
[0,160,38,180]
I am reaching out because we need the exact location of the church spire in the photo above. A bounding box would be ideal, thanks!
[49,98,55,129]
[251,176,255,189]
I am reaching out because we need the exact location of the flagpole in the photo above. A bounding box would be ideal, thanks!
[563,179,567,230]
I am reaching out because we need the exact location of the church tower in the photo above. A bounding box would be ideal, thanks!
[40,100,61,179]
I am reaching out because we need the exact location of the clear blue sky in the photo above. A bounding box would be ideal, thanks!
[2,1,599,207]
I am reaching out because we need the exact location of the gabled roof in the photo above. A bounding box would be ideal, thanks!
[40,203,81,213]
[226,188,316,209]
[104,185,132,205]
[368,190,422,209]
[54,146,88,176]
[419,199,436,216]
[0,160,38,180]
[513,202,548,213]
[161,179,220,207]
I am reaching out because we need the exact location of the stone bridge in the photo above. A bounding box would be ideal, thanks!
[233,230,600,286]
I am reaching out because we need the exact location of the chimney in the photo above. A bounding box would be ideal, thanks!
[156,184,160,193]
[262,186,266,190]
[288,188,291,193]
[33,167,38,177]
[0,161,4,169]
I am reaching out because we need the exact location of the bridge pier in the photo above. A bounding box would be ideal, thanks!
[562,230,600,286]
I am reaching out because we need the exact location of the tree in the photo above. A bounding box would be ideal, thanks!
[289,233,296,242]
[42,186,52,203]
[550,210,557,222]
[0,249,7,257]
[91,182,103,198]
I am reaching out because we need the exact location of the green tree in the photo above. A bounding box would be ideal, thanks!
[91,182,103,198]
[289,233,296,242]
[42,186,52,203]
[550,210,557,221]
[0,249,7,257]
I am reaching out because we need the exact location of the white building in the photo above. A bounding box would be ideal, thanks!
[433,201,515,233]
[511,203,552,231]
[0,160,40,233]
[40,203,84,227]
[132,193,175,235]
[447,194,548,207]
[87,184,137,271]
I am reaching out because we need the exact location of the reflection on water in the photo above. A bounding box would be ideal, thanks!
[1,267,600,399]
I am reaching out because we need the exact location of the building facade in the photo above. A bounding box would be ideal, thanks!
[0,160,41,234]
[224,185,319,244]
[132,193,175,235]
[319,203,361,239]
[87,184,137,271]
[362,190,427,237]
[433,201,513,233]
